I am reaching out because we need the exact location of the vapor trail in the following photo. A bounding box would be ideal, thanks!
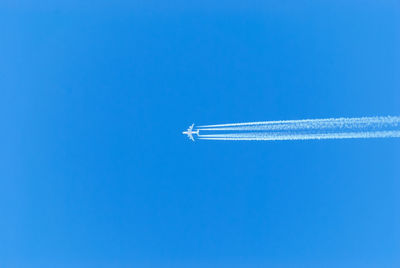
[198,131,400,141]
[195,116,400,141]
[198,116,400,129]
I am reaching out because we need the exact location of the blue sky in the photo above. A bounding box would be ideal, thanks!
[1,1,400,267]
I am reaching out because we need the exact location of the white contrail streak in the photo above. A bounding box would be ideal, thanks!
[200,117,400,131]
[198,116,400,128]
[198,131,400,141]
[195,116,400,141]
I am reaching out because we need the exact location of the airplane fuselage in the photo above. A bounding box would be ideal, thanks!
[182,130,199,135]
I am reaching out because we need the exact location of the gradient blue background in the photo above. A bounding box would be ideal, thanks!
[1,1,400,267]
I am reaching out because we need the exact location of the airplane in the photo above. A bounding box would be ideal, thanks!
[182,123,199,141]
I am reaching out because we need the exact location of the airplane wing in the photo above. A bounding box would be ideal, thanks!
[188,124,194,131]
[189,133,195,141]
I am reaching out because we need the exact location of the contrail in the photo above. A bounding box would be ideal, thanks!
[199,116,400,131]
[198,116,400,129]
[191,116,400,141]
[198,131,400,141]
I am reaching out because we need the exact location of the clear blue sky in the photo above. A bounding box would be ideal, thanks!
[1,1,400,267]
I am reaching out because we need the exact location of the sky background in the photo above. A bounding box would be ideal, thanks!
[1,1,400,267]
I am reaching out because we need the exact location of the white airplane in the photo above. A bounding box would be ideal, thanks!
[182,123,199,141]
